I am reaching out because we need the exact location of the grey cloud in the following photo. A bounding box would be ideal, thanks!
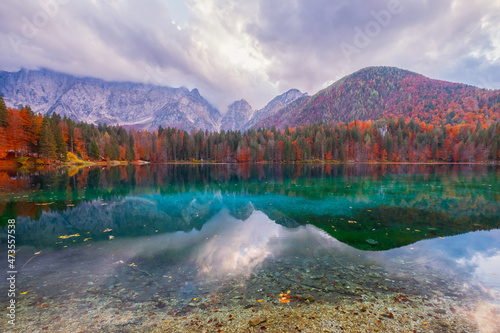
[0,0,499,113]
[248,0,500,93]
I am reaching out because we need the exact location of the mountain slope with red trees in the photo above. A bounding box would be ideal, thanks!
[256,66,500,128]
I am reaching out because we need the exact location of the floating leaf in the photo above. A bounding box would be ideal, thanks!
[58,233,80,239]
[19,290,32,295]
[103,228,112,232]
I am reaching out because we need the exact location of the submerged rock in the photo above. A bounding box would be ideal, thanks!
[303,294,316,303]
[248,315,267,326]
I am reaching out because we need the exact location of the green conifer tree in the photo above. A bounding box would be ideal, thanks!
[51,117,67,160]
[39,117,57,162]
[0,94,8,127]
[89,139,100,160]
[126,136,135,161]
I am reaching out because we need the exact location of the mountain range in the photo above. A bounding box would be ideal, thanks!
[1,66,499,131]
[255,67,500,128]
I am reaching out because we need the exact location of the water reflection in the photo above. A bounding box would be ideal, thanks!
[4,163,499,251]
[1,164,500,331]
[2,206,499,332]
[378,229,500,333]
[194,209,280,276]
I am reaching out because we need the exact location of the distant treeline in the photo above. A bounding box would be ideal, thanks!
[1,94,499,163]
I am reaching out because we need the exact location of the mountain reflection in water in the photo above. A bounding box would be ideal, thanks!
[1,173,499,332]
[2,164,498,252]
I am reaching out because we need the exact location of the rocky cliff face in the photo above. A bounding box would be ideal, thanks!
[220,99,254,131]
[242,89,308,130]
[0,68,310,131]
[0,69,221,131]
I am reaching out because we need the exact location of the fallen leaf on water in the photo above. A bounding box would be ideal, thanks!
[103,228,112,232]
[113,260,124,264]
[257,299,263,302]
[20,290,32,295]
[109,235,114,240]
[58,233,80,239]
[128,263,137,267]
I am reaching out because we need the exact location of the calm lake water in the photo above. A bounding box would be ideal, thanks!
[1,164,499,332]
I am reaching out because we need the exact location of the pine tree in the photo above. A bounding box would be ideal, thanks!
[0,94,8,128]
[126,136,135,161]
[262,143,271,161]
[383,134,394,157]
[339,142,346,161]
[104,141,112,159]
[151,133,157,160]
[89,139,100,160]
[39,117,57,162]
[283,139,293,162]
[111,136,120,160]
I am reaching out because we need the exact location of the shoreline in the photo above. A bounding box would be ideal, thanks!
[10,292,486,333]
[1,159,497,171]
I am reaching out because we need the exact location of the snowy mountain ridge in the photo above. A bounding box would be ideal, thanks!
[0,68,306,131]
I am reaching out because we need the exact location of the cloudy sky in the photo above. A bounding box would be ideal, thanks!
[1,0,499,111]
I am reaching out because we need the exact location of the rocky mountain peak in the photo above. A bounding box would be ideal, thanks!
[220,99,254,131]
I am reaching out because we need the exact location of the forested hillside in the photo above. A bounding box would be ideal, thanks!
[257,67,500,129]
[1,94,499,163]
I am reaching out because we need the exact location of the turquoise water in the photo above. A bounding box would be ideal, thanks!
[1,164,499,332]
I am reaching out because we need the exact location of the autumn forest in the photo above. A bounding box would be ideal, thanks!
[0,94,499,165]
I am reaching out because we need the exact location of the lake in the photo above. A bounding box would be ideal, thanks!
[1,164,499,332]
